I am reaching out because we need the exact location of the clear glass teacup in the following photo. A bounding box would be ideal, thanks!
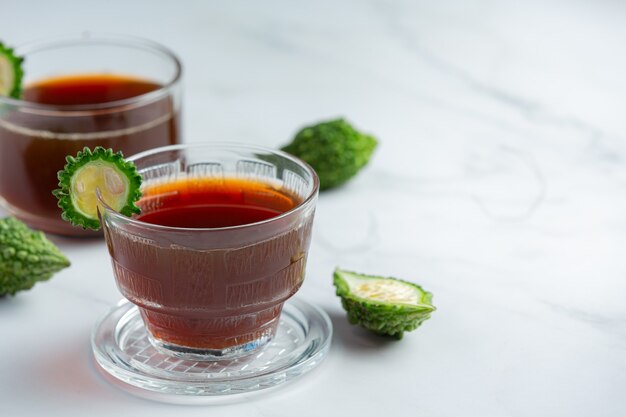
[98,143,319,359]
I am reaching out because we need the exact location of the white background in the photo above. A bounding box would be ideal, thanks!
[1,0,625,416]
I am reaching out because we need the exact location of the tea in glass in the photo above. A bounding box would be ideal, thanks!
[0,35,182,236]
[99,144,319,358]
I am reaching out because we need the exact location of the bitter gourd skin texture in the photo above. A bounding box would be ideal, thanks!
[0,217,70,296]
[282,119,377,190]
[333,269,435,339]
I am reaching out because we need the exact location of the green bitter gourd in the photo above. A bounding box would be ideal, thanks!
[0,217,70,296]
[333,268,435,339]
[53,147,142,230]
[282,118,378,190]
[0,41,24,98]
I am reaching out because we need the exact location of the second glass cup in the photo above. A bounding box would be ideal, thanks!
[0,34,182,236]
[98,143,319,359]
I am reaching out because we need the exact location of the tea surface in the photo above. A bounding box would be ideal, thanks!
[137,177,299,228]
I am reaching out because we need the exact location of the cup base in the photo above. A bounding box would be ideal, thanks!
[147,330,274,361]
[92,298,332,402]
[137,303,284,357]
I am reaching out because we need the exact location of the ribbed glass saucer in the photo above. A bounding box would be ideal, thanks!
[92,298,332,404]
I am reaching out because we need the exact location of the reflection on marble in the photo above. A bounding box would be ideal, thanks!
[1,0,625,416]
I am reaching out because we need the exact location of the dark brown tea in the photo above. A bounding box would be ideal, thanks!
[104,177,314,351]
[22,74,161,105]
[0,74,179,236]
[137,177,295,228]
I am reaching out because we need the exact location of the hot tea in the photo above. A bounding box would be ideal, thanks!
[22,73,162,105]
[0,73,179,235]
[137,177,296,228]
[104,176,314,352]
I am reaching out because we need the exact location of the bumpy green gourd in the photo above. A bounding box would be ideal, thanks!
[333,269,435,339]
[0,217,70,296]
[282,119,378,190]
[0,41,24,98]
[53,147,142,230]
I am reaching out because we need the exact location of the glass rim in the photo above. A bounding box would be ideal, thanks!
[0,33,183,115]
[97,142,320,233]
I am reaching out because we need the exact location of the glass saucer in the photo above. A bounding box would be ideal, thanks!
[92,298,332,403]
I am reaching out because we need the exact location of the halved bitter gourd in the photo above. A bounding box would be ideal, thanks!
[53,147,142,230]
[333,268,435,339]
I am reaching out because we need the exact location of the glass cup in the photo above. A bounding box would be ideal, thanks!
[98,143,319,359]
[0,34,182,236]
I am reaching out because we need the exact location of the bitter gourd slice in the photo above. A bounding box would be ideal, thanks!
[53,147,141,230]
[0,41,24,99]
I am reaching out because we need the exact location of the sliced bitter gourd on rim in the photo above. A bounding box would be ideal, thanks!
[0,41,24,99]
[333,268,435,339]
[53,147,142,230]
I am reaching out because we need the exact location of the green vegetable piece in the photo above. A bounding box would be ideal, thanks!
[53,147,142,230]
[0,41,24,99]
[333,268,435,339]
[282,118,378,190]
[0,217,70,296]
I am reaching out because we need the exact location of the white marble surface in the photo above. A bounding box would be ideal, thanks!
[2,0,626,416]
